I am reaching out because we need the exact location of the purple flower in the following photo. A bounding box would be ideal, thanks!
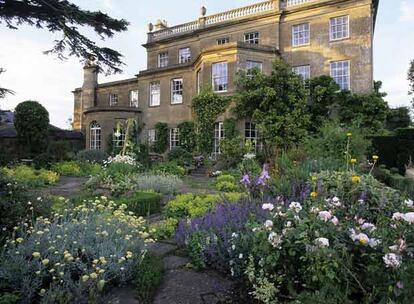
[240,174,251,186]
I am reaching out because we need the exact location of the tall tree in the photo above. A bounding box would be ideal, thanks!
[0,0,129,74]
[408,59,414,109]
[234,59,310,156]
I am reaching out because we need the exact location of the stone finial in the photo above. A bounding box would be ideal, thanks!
[201,6,207,17]
[85,55,97,68]
[154,19,168,30]
[148,22,154,32]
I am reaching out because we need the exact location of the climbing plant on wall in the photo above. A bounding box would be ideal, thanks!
[154,122,169,154]
[177,121,196,153]
[192,88,230,154]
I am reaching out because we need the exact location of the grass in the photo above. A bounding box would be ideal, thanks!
[133,254,164,304]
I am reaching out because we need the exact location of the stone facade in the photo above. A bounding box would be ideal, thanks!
[73,0,379,152]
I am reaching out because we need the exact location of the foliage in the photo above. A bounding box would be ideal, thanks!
[153,122,168,154]
[374,165,414,197]
[0,0,129,74]
[386,107,412,131]
[116,191,162,217]
[234,59,311,154]
[51,161,101,177]
[32,153,54,169]
[0,175,51,242]
[168,147,193,167]
[303,121,371,162]
[1,165,59,188]
[134,144,151,169]
[177,121,196,153]
[163,192,244,219]
[47,140,71,162]
[153,161,186,176]
[135,174,183,195]
[14,101,49,156]
[75,149,108,163]
[150,218,180,241]
[307,75,340,132]
[337,82,389,131]
[0,198,149,303]
[0,68,14,99]
[409,59,414,109]
[133,254,164,304]
[216,174,238,192]
[192,88,230,154]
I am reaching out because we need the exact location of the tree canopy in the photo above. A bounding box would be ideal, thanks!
[0,0,129,74]
[408,59,414,109]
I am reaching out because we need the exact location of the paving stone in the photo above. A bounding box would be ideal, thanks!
[147,242,177,257]
[153,269,234,304]
[163,255,191,270]
[105,286,139,304]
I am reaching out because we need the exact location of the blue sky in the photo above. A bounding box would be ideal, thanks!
[0,0,413,128]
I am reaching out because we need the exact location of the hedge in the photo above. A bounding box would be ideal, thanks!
[117,191,162,216]
[374,166,414,197]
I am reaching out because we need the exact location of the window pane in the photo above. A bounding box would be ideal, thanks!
[158,52,168,67]
[246,60,263,77]
[150,82,161,106]
[170,128,180,150]
[292,23,310,46]
[213,122,225,155]
[330,61,350,90]
[90,121,101,150]
[179,48,191,64]
[171,78,183,104]
[292,65,311,80]
[109,93,118,106]
[129,90,139,107]
[244,32,259,44]
[330,16,349,40]
[212,62,228,92]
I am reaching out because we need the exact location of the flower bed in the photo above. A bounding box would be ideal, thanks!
[1,165,59,188]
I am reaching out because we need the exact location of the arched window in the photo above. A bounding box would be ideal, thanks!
[90,121,101,150]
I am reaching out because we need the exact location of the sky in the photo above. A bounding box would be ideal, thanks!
[0,0,413,129]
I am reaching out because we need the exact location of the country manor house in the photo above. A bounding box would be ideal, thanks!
[72,0,379,153]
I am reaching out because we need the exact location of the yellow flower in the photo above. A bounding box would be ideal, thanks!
[42,259,50,266]
[310,192,318,198]
[350,159,357,164]
[359,239,368,246]
[372,155,379,161]
[32,252,41,258]
[16,237,24,243]
[35,270,41,275]
[347,132,352,137]
[90,273,98,279]
[81,275,89,282]
[352,175,361,184]
[311,176,317,182]
[40,289,46,295]
[97,279,106,291]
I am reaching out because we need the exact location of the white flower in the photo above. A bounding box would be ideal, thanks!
[383,253,402,268]
[392,212,405,221]
[330,216,339,226]
[243,153,256,160]
[315,237,329,248]
[318,211,333,222]
[361,222,376,232]
[368,238,381,248]
[264,220,273,231]
[268,232,283,248]
[402,212,414,224]
[289,202,302,213]
[350,232,370,245]
[238,253,243,259]
[262,203,274,211]
[405,199,414,208]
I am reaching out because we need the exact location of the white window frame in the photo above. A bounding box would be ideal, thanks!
[330,60,350,91]
[129,90,139,108]
[196,69,202,94]
[148,129,156,145]
[171,78,183,104]
[292,23,310,47]
[292,65,311,81]
[158,52,169,68]
[109,93,118,106]
[245,121,261,152]
[212,62,228,93]
[169,128,180,150]
[90,121,101,150]
[113,125,126,149]
[246,60,263,77]
[330,16,350,41]
[217,37,229,45]
[149,81,161,107]
[244,32,259,44]
[213,122,225,156]
[179,47,191,64]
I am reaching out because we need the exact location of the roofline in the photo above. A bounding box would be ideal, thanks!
[72,77,138,93]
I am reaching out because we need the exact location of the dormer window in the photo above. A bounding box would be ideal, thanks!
[179,47,191,64]
[109,93,118,106]
[158,52,169,68]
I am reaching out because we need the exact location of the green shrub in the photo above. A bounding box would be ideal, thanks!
[52,161,81,176]
[168,147,193,166]
[117,191,162,216]
[0,293,20,304]
[153,123,169,154]
[216,181,237,192]
[32,153,54,169]
[47,140,71,161]
[216,174,236,184]
[136,174,183,195]
[1,165,59,188]
[153,161,186,176]
[133,254,164,304]
[150,218,179,240]
[76,149,108,163]
[164,192,244,219]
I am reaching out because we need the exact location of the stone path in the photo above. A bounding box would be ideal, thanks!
[41,176,86,197]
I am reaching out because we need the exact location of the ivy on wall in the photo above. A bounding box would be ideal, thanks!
[177,121,196,153]
[192,88,230,154]
[154,122,169,154]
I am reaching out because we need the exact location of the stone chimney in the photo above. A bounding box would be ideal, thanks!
[81,57,98,109]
